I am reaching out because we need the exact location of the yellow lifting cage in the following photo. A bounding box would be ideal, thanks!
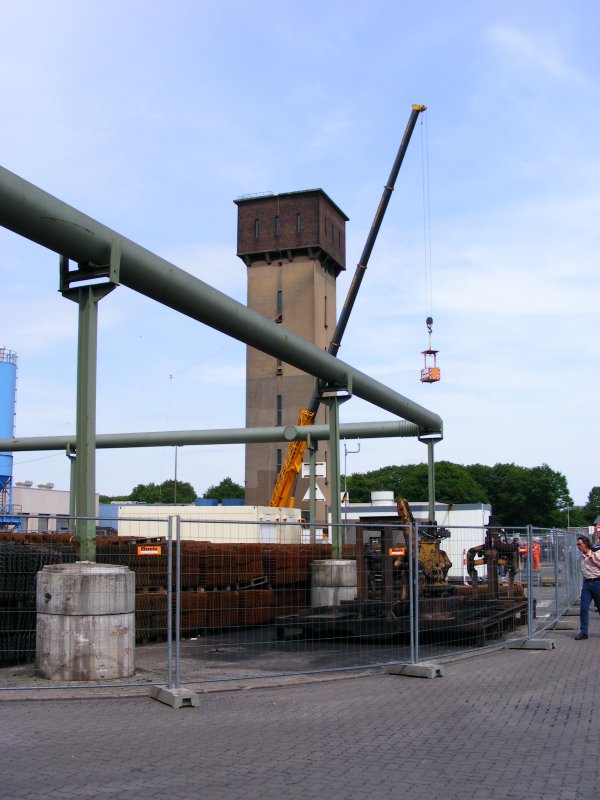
[420,316,440,383]
[421,348,440,383]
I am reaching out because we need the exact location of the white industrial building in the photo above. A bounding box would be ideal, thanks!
[113,503,304,544]
[12,482,99,533]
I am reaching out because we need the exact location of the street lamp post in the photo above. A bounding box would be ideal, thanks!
[174,446,178,504]
[343,441,361,523]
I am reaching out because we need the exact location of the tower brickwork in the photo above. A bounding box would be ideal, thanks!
[235,190,348,513]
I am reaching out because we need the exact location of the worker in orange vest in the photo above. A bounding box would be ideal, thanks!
[531,540,541,572]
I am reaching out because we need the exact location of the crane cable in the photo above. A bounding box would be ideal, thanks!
[418,111,441,383]
[420,111,434,333]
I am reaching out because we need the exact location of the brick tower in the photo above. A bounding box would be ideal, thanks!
[235,189,348,513]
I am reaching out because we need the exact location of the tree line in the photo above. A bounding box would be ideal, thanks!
[100,462,599,529]
[99,476,244,506]
[345,461,599,528]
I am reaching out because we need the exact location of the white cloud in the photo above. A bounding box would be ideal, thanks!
[486,25,586,84]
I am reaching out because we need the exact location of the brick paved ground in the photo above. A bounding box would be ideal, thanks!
[0,620,598,800]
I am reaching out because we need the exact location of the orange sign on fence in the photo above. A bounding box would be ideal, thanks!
[137,545,162,556]
[388,547,406,557]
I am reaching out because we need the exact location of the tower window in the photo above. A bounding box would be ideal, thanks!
[296,213,301,234]
[276,359,283,376]
[275,216,280,237]
[276,394,283,426]
[276,448,282,474]
[276,289,283,322]
[254,218,260,239]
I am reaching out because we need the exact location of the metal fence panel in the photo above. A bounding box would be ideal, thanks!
[0,516,589,691]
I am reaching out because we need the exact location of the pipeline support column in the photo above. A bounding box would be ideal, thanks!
[61,254,118,561]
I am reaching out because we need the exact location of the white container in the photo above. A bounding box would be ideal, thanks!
[36,562,135,681]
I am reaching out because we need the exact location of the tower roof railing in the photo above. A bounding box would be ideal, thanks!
[0,347,17,365]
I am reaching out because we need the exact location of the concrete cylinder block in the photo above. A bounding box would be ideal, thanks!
[311,559,357,608]
[36,562,135,681]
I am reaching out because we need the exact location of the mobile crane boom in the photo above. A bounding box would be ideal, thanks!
[269,104,427,508]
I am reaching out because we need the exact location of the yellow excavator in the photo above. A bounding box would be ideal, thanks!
[269,104,427,508]
[393,498,452,589]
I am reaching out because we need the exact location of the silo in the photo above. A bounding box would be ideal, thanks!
[0,347,17,513]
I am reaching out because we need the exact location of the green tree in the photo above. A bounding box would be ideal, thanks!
[411,461,487,504]
[342,471,373,503]
[128,479,196,504]
[129,482,160,503]
[464,463,527,525]
[162,479,196,504]
[583,486,600,524]
[344,460,573,527]
[465,462,570,527]
[530,464,572,527]
[99,494,129,504]
[345,462,487,505]
[202,477,245,502]
[564,505,587,528]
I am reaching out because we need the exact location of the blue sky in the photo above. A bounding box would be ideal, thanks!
[1,0,598,505]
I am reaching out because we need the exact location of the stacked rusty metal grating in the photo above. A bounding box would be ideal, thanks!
[0,534,351,659]
[0,535,77,666]
[95,540,338,641]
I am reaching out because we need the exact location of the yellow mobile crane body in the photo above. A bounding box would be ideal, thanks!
[269,407,315,508]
